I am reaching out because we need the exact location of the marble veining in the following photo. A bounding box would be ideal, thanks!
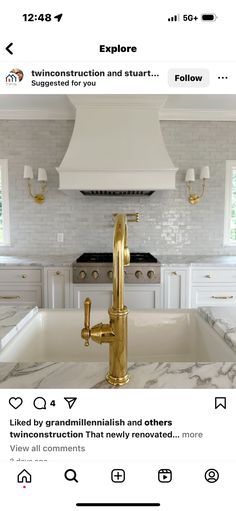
[0,306,37,351]
[0,361,236,388]
[199,307,236,355]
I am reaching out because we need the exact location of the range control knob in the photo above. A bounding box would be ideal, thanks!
[79,271,87,280]
[107,270,113,280]
[147,270,155,280]
[92,270,99,280]
[135,270,143,279]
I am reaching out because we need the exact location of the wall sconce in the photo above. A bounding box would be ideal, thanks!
[23,165,48,204]
[185,166,210,205]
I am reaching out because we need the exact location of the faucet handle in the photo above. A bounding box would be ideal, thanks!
[81,297,91,346]
[84,297,91,329]
[127,212,140,223]
[112,212,140,223]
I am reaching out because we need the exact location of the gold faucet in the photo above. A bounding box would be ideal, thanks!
[81,213,139,386]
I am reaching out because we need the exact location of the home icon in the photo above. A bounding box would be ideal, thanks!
[17,469,32,483]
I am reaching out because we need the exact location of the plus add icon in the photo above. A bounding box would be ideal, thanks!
[111,469,125,483]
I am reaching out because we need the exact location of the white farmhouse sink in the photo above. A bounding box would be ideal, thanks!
[0,309,235,363]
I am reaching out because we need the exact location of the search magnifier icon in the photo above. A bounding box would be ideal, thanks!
[64,469,78,483]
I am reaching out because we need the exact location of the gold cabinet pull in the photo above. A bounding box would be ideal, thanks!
[20,273,27,279]
[171,271,177,276]
[56,271,61,276]
[211,295,233,300]
[0,295,22,300]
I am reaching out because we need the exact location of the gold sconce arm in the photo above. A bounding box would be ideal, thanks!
[185,166,210,205]
[27,180,47,204]
[186,178,207,205]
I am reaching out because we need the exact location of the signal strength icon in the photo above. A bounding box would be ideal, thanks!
[168,14,180,22]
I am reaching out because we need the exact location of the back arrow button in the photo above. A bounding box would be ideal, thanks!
[6,43,13,55]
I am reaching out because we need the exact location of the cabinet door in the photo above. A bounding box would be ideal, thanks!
[124,285,161,309]
[73,285,112,309]
[45,268,71,308]
[0,285,42,307]
[192,268,236,284]
[163,269,189,309]
[191,286,236,307]
[0,268,42,283]
[73,284,161,310]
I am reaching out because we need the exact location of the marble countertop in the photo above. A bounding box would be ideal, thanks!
[0,254,236,267]
[0,255,78,267]
[0,361,236,388]
[199,307,236,354]
[0,306,35,350]
[158,255,236,267]
[0,306,236,388]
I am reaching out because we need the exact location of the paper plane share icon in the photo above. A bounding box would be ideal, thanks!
[64,397,77,409]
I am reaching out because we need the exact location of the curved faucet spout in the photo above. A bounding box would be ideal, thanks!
[113,214,130,311]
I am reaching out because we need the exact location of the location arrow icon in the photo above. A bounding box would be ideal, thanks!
[54,13,63,22]
[64,397,77,409]
[6,43,13,55]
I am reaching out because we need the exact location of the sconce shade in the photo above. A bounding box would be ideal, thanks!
[185,168,195,182]
[38,168,48,181]
[23,165,33,179]
[200,166,210,180]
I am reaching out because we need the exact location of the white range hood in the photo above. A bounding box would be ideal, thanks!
[57,95,178,195]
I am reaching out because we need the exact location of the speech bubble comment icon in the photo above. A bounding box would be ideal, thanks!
[33,397,47,410]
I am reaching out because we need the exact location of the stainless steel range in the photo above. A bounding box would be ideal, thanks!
[73,252,161,284]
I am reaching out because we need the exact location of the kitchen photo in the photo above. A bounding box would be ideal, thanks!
[0,93,236,389]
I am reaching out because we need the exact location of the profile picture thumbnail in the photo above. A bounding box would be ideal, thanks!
[10,68,24,81]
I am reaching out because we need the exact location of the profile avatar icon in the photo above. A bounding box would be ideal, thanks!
[204,468,219,483]
[10,68,24,81]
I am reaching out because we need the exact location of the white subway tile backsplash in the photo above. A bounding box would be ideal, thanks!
[0,119,235,256]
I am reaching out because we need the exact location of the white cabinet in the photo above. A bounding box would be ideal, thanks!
[0,267,42,307]
[125,285,161,309]
[44,268,72,308]
[0,285,42,307]
[73,284,162,310]
[0,268,42,283]
[74,285,112,309]
[163,267,190,309]
[191,267,236,307]
[191,286,236,307]
[192,268,236,284]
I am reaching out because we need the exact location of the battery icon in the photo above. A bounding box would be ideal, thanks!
[201,13,217,21]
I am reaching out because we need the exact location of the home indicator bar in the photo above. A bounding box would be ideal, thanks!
[76,505,161,507]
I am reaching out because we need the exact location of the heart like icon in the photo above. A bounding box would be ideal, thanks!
[9,397,23,409]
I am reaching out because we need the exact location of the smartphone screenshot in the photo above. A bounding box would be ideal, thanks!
[0,1,236,509]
